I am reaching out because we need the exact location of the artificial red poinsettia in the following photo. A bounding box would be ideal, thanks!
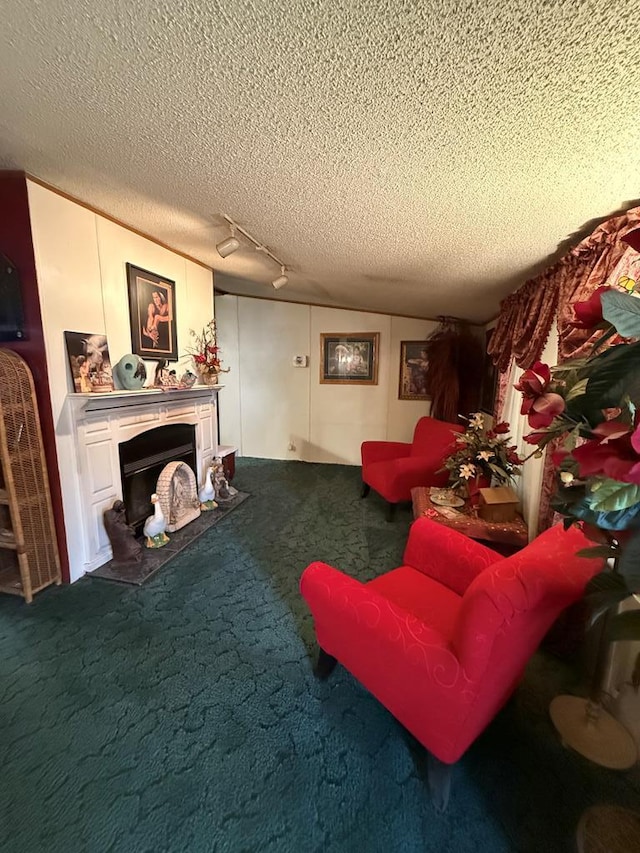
[569,285,613,329]
[568,417,640,485]
[524,429,550,446]
[516,288,640,512]
[572,437,640,484]
[514,284,640,640]
[514,361,566,429]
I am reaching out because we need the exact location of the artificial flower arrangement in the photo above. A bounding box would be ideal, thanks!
[515,285,640,642]
[443,411,523,493]
[185,319,229,381]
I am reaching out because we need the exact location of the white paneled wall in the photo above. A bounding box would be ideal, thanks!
[239,298,310,460]
[215,294,439,465]
[26,180,214,581]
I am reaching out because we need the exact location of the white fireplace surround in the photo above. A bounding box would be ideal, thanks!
[62,387,220,582]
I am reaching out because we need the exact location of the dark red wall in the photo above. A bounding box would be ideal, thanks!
[0,171,70,582]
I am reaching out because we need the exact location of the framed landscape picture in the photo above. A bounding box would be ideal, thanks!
[64,331,114,393]
[320,332,379,385]
[126,263,178,361]
[398,340,430,401]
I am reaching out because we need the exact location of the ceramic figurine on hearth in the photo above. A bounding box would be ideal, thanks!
[212,456,238,500]
[143,493,170,548]
[199,466,218,510]
[103,500,143,564]
[211,457,236,501]
[210,457,226,499]
[223,472,238,499]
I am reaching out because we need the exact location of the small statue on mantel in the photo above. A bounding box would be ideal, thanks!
[199,466,218,510]
[181,370,197,388]
[153,359,171,387]
[103,500,143,564]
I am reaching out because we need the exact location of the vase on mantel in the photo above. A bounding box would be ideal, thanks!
[196,369,219,386]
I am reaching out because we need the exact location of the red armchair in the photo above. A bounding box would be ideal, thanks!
[300,518,602,809]
[360,416,463,520]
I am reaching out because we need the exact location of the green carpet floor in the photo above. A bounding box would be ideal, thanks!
[1,458,639,852]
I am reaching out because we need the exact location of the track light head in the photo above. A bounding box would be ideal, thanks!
[216,228,240,258]
[219,215,292,285]
[272,266,288,290]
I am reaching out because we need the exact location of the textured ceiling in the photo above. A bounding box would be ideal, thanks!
[1,0,640,323]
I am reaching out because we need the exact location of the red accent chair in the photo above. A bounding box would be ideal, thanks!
[300,518,602,809]
[360,416,463,520]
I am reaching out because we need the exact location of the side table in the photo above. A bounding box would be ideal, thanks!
[411,486,529,554]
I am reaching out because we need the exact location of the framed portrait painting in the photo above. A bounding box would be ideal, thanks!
[398,340,430,401]
[126,263,178,361]
[320,332,379,385]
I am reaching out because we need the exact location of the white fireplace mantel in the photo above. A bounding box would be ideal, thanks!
[61,385,222,582]
[67,385,224,414]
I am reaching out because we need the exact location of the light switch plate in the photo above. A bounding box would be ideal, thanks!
[292,355,308,367]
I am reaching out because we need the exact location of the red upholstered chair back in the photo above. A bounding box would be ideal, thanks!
[454,523,598,683]
[411,416,462,457]
[442,523,600,754]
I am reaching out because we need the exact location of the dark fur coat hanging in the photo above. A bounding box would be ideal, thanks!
[423,318,484,423]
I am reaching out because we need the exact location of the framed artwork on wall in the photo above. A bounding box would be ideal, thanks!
[126,263,178,361]
[320,332,379,385]
[398,340,430,401]
[480,329,498,415]
[64,330,114,393]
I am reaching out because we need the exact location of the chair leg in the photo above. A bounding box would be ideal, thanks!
[360,482,370,498]
[385,501,397,522]
[427,753,453,813]
[314,648,338,680]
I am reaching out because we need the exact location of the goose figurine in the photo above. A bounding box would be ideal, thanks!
[199,467,218,511]
[143,493,170,548]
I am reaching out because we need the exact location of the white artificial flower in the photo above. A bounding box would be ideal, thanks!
[560,471,575,485]
[459,463,476,480]
[477,450,493,461]
[468,412,485,430]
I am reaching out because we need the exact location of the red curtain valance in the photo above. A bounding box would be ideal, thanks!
[488,205,640,372]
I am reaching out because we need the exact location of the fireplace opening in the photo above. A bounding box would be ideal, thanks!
[119,424,197,535]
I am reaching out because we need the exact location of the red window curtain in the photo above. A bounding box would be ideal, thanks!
[489,205,640,532]
[488,273,559,374]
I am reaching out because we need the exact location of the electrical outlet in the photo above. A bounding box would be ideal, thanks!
[287,441,296,451]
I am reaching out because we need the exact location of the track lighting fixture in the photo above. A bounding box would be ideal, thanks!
[272,267,288,290]
[216,226,240,258]
[219,214,290,289]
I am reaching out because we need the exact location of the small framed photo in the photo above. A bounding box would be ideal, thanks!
[126,263,178,361]
[398,341,430,401]
[64,331,114,393]
[320,333,379,385]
